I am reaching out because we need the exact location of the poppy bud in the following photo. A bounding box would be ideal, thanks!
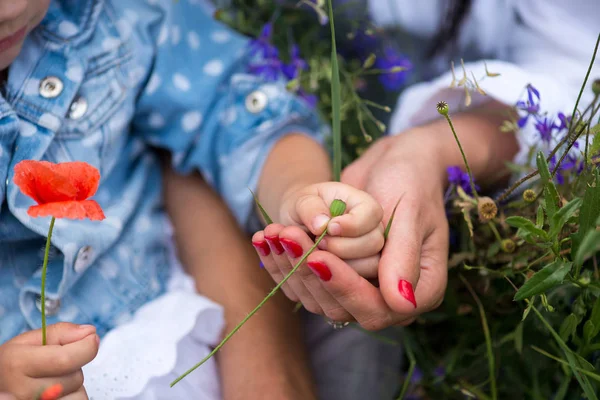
[329,199,347,217]
[436,101,449,116]
[592,79,600,96]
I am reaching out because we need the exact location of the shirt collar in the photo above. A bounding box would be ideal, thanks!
[37,0,104,47]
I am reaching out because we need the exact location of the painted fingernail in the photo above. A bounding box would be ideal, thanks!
[398,280,417,308]
[307,261,332,281]
[252,241,271,257]
[280,238,303,258]
[265,235,285,255]
[313,214,330,232]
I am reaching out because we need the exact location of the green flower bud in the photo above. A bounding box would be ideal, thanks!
[436,101,449,116]
[522,189,537,203]
[330,199,347,217]
[501,239,516,253]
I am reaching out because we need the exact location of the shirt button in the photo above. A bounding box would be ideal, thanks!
[35,296,61,316]
[74,245,94,273]
[245,90,268,114]
[39,76,64,99]
[69,96,88,120]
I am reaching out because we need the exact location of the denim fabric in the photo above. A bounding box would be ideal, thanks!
[0,0,322,343]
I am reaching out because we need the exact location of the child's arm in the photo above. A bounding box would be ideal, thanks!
[163,167,316,400]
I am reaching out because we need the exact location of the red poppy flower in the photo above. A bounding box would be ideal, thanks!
[39,383,63,400]
[13,160,105,220]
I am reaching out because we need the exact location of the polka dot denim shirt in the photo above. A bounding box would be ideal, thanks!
[0,0,323,343]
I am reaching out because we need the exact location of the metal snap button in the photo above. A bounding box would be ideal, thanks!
[39,76,64,99]
[74,245,94,273]
[35,296,61,316]
[68,96,88,120]
[245,90,268,114]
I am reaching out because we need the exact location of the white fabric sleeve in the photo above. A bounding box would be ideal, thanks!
[372,0,600,166]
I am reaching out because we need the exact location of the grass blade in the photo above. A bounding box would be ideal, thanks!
[249,188,273,225]
[327,0,342,182]
[384,198,402,241]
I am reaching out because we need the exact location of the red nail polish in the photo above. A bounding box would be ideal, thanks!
[398,280,417,308]
[265,235,285,255]
[252,241,271,257]
[307,261,332,281]
[280,238,303,258]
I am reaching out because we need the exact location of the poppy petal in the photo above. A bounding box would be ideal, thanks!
[28,200,106,220]
[51,161,101,201]
[14,161,80,203]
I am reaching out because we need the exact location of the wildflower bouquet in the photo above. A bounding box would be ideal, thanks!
[201,1,600,399]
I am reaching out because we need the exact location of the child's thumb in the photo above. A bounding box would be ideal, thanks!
[294,194,331,236]
[12,323,97,346]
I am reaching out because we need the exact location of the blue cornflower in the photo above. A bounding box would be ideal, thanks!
[248,23,277,58]
[549,154,584,185]
[298,90,318,108]
[447,166,479,195]
[516,84,541,127]
[374,46,412,91]
[282,45,308,80]
[534,116,556,144]
[556,112,570,130]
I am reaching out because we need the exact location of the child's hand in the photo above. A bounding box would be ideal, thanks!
[0,323,99,400]
[252,182,384,314]
[277,181,385,261]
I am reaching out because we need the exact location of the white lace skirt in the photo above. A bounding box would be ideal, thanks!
[83,260,224,400]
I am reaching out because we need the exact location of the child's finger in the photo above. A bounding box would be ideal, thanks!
[58,385,88,400]
[317,227,384,260]
[326,196,383,238]
[10,323,96,346]
[37,370,83,397]
[291,193,331,236]
[26,333,99,378]
[252,229,298,302]
[339,254,380,279]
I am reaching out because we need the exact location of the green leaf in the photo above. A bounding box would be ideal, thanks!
[549,198,582,238]
[327,0,342,182]
[584,320,596,343]
[506,216,548,241]
[536,205,545,228]
[514,322,524,354]
[532,306,599,400]
[514,260,573,301]
[574,229,600,268]
[572,170,600,258]
[522,297,535,321]
[591,296,600,338]
[249,188,273,225]
[384,198,401,241]
[589,124,600,160]
[536,151,560,218]
[559,314,578,342]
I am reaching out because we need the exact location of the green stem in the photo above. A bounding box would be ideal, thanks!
[444,114,479,199]
[459,274,496,400]
[327,0,342,182]
[41,217,56,346]
[171,229,329,387]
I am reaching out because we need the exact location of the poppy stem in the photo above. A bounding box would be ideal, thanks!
[41,217,56,346]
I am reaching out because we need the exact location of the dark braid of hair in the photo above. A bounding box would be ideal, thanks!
[427,0,473,58]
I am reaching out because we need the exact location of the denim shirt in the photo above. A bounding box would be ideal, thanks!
[0,0,322,343]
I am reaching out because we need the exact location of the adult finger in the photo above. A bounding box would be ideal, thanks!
[279,226,351,321]
[378,199,423,315]
[305,251,395,331]
[252,228,298,302]
[341,136,393,189]
[263,225,323,314]
[11,323,96,346]
[0,393,16,400]
[26,334,99,378]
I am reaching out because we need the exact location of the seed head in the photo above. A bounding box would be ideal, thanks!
[523,189,537,203]
[501,239,516,253]
[593,79,600,96]
[436,101,449,116]
[477,196,498,222]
